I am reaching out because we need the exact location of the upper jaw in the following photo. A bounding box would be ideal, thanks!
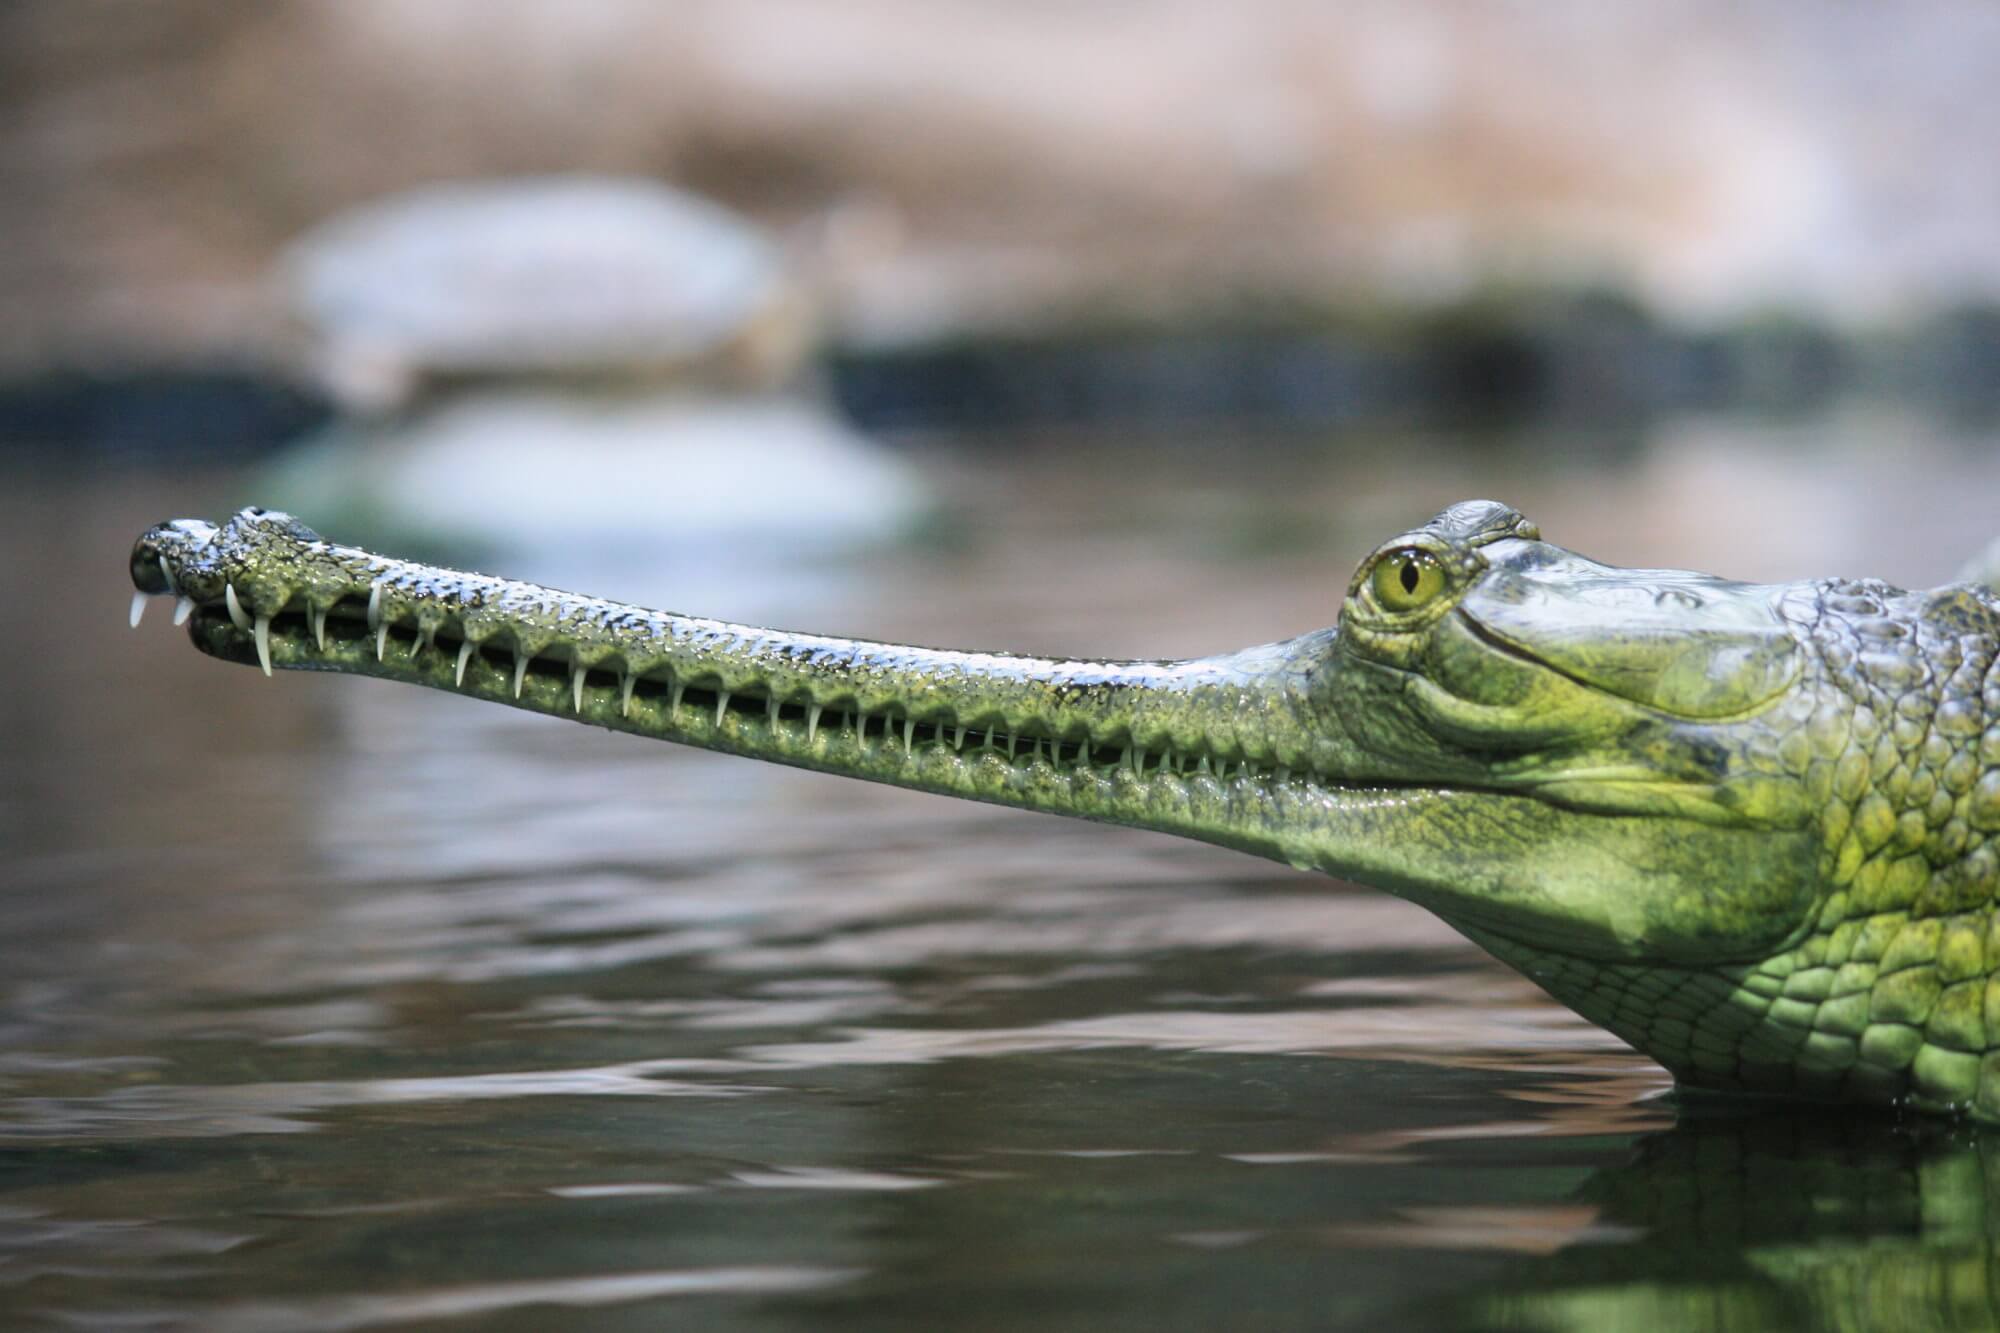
[130,509,1343,774]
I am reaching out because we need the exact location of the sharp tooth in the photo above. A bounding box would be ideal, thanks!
[129,589,148,628]
[572,663,587,713]
[157,555,177,595]
[1007,733,1018,758]
[376,622,389,661]
[173,596,195,626]
[620,672,637,717]
[983,726,994,749]
[512,651,529,698]
[670,682,685,714]
[1121,746,1135,773]
[714,690,730,727]
[456,640,474,686]
[954,726,966,751]
[366,583,383,631]
[224,583,251,630]
[1163,750,1176,772]
[903,718,915,752]
[808,704,822,743]
[767,694,781,724]
[253,615,273,676]
[1198,755,1212,774]
[311,605,328,651]
[1276,767,1291,784]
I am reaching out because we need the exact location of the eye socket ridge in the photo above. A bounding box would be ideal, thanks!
[1367,545,1450,614]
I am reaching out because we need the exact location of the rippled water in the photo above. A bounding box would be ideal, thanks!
[8,411,2000,1330]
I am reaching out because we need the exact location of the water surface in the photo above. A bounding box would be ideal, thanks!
[5,413,2000,1330]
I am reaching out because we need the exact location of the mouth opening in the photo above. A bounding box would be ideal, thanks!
[190,602,1322,789]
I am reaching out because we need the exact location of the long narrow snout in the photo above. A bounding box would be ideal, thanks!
[132,508,1357,867]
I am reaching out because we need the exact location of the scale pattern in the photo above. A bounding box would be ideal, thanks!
[1481,578,2000,1116]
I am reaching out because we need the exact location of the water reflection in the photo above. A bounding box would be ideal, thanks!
[1434,1107,2000,1333]
[54,1266,862,1333]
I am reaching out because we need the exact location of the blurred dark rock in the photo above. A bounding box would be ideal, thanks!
[0,371,329,459]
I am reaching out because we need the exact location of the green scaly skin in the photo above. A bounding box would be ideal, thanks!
[129,501,2000,1120]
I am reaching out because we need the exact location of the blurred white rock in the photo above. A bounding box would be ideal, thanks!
[263,176,928,570]
[280,176,815,413]
[267,391,928,571]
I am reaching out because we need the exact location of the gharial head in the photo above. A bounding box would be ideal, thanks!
[130,499,1835,981]
[1296,498,1823,966]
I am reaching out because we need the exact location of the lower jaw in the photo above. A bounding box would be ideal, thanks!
[183,609,1339,863]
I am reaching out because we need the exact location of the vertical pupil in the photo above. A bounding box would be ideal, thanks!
[1399,561,1420,595]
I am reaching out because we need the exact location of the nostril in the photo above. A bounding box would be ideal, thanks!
[130,517,218,594]
[129,530,173,593]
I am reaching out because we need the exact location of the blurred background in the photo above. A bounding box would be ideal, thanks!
[10,0,2000,354]
[8,4,2000,1330]
[8,0,2000,573]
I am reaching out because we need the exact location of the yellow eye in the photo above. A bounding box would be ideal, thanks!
[1369,548,1446,613]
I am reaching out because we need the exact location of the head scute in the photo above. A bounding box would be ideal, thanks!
[1348,500,1536,617]
[1423,500,1540,549]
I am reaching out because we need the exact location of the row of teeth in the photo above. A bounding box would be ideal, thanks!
[132,577,1308,786]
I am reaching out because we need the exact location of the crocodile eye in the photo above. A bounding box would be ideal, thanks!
[1370,547,1446,613]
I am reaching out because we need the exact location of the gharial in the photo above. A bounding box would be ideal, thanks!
[129,501,2000,1121]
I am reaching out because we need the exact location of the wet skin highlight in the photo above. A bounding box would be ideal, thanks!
[130,501,2000,1120]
